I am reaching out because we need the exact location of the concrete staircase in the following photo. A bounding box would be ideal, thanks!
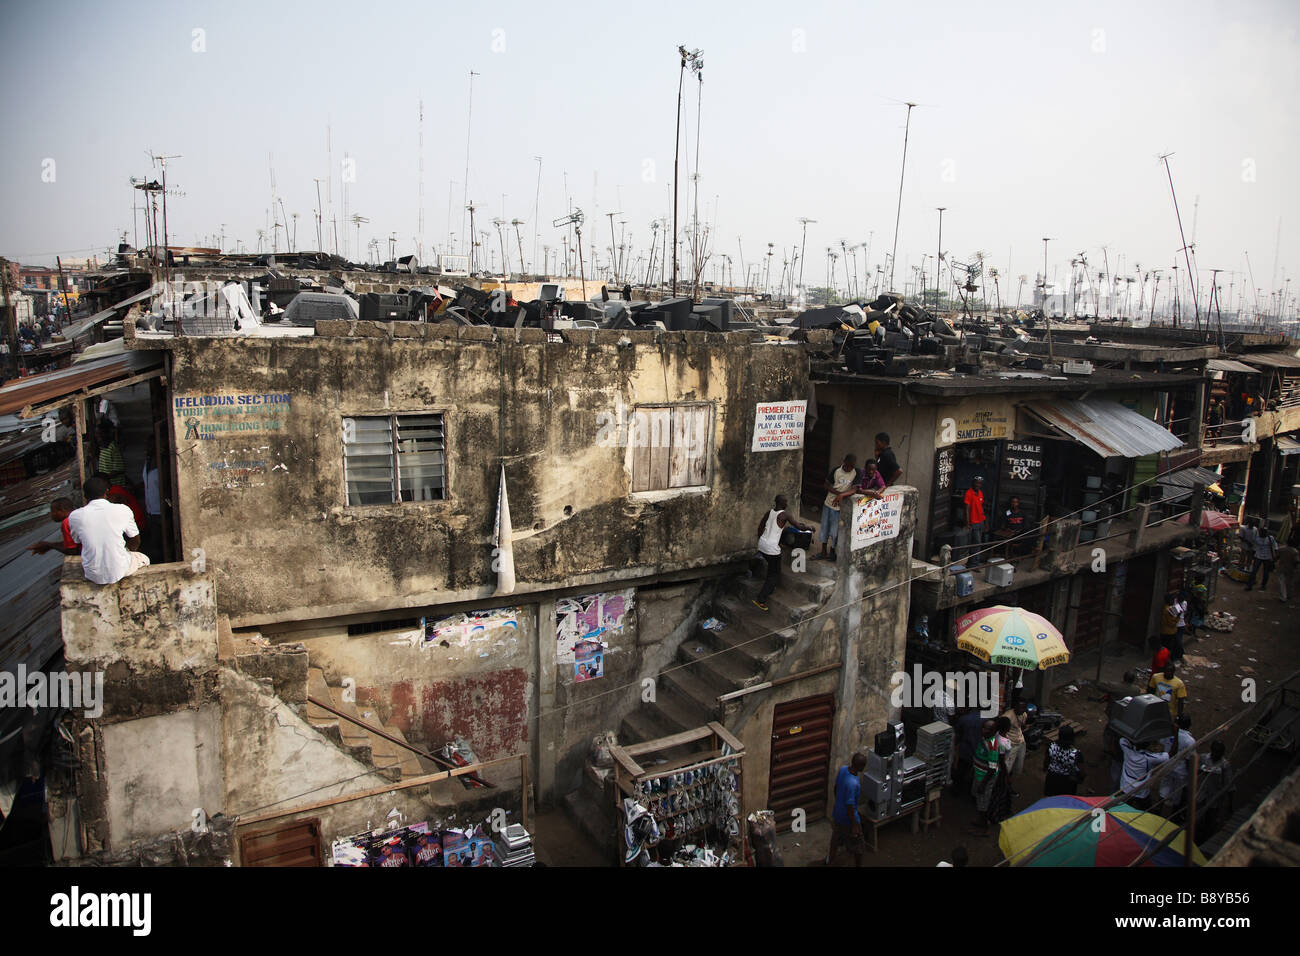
[561,556,838,856]
[305,666,428,782]
[618,554,836,747]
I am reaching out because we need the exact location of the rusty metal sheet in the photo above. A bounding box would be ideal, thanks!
[1239,350,1300,370]
[769,694,834,831]
[0,352,161,416]
[1026,399,1183,459]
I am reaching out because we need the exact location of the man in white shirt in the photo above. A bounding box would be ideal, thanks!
[1118,736,1170,812]
[67,476,150,585]
[818,454,859,561]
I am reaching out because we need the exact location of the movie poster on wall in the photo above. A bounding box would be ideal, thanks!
[557,590,634,681]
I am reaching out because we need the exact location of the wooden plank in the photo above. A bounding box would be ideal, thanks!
[609,745,645,779]
[235,753,526,828]
[622,724,712,757]
[668,408,691,488]
[685,405,710,486]
[708,721,745,754]
[631,431,653,492]
[647,407,671,490]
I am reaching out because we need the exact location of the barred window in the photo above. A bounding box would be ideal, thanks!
[343,414,446,505]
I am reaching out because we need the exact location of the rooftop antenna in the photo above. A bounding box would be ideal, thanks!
[797,217,816,304]
[888,101,920,292]
[605,210,622,283]
[672,45,704,295]
[553,208,587,300]
[148,150,182,335]
[462,71,479,264]
[351,214,369,264]
[1041,237,1054,361]
[532,156,543,274]
[492,217,510,275]
[1158,153,1201,332]
[417,99,425,263]
[313,177,326,251]
[511,219,527,278]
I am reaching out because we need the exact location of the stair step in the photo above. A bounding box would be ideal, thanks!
[659,659,726,712]
[729,581,820,626]
[698,624,783,669]
[561,786,615,861]
[383,725,425,778]
[305,668,337,729]
[619,705,679,747]
[357,709,401,769]
[677,641,764,694]
[327,685,372,758]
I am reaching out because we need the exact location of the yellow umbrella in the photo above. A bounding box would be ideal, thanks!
[955,605,1070,670]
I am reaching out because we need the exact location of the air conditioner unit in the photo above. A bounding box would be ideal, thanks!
[1062,359,1094,375]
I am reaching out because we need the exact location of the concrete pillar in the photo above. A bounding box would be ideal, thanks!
[534,597,558,805]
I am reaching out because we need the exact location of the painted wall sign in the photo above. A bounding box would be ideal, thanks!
[752,400,808,452]
[999,441,1043,483]
[175,392,293,440]
[940,409,1010,444]
[557,589,633,681]
[851,490,904,551]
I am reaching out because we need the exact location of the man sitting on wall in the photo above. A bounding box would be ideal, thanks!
[67,476,150,585]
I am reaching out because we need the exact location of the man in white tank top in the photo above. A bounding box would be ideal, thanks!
[753,494,814,611]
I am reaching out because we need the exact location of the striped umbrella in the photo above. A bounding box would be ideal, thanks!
[955,605,1070,670]
[999,795,1208,867]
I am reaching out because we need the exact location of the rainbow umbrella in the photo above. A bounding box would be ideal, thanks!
[999,795,1208,867]
[955,605,1070,670]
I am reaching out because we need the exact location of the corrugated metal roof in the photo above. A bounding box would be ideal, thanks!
[1026,398,1184,459]
[1158,466,1222,489]
[1279,436,1300,456]
[1207,358,1260,374]
[0,350,161,416]
[1239,351,1300,370]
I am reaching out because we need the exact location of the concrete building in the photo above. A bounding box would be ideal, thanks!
[50,309,926,863]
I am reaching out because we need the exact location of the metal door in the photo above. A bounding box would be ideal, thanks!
[768,694,835,832]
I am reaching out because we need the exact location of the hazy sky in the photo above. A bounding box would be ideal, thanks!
[3,0,1297,306]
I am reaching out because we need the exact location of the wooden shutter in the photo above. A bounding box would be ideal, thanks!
[668,405,710,488]
[239,818,322,867]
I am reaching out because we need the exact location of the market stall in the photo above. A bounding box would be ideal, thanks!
[611,722,747,867]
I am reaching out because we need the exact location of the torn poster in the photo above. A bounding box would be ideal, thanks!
[557,589,633,680]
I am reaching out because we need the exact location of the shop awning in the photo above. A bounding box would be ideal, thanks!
[1025,399,1184,459]
[1240,351,1300,370]
[1206,358,1260,374]
[1279,436,1300,456]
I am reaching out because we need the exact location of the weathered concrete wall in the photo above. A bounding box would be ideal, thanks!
[101,705,224,845]
[60,560,224,854]
[291,605,536,761]
[730,489,917,819]
[159,328,807,627]
[548,581,712,798]
[60,560,218,720]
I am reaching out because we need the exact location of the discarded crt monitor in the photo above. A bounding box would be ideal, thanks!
[1108,694,1174,746]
